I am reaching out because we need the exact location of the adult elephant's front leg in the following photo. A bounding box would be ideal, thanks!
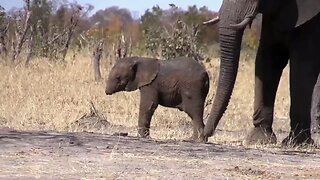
[246,23,289,145]
[137,88,159,138]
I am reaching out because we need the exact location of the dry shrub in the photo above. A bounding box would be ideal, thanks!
[0,51,291,143]
[70,101,111,132]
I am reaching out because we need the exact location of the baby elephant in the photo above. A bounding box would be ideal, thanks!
[105,56,209,142]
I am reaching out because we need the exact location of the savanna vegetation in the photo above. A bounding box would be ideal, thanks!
[2,1,320,179]
[0,0,290,143]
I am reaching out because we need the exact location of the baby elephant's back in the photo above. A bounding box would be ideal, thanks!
[160,57,207,76]
[158,57,209,89]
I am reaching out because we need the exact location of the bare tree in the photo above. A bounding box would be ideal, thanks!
[61,5,82,61]
[25,26,35,66]
[11,0,32,62]
[115,33,132,59]
[0,5,8,58]
[92,40,104,81]
[0,23,9,57]
[47,25,68,61]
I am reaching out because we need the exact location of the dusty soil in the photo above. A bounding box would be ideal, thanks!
[1,128,320,179]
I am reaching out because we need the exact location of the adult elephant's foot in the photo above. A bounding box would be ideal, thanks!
[245,127,277,145]
[281,132,314,147]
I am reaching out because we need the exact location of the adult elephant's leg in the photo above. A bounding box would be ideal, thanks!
[246,48,288,145]
[311,73,320,133]
[282,15,320,146]
[284,62,319,145]
[246,19,289,145]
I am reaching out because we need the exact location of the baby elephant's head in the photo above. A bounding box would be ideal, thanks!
[105,59,138,95]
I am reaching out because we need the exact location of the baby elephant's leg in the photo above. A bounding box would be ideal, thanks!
[182,91,206,143]
[138,89,158,138]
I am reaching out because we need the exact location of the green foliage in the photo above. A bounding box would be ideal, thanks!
[140,6,163,31]
[182,6,219,45]
[141,5,218,60]
[140,6,163,57]
[29,0,54,57]
[159,20,205,61]
[143,19,207,61]
[142,28,162,57]
[30,0,52,30]
[1,2,262,62]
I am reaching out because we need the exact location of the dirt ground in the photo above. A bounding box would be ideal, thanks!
[1,128,320,179]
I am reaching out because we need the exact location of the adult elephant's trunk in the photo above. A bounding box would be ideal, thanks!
[203,0,258,140]
[204,28,244,138]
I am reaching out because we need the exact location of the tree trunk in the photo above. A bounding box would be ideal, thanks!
[25,27,34,66]
[61,7,80,61]
[93,41,104,81]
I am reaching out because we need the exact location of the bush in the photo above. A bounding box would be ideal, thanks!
[144,19,207,61]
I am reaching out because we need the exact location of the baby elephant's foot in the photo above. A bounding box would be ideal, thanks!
[138,127,150,138]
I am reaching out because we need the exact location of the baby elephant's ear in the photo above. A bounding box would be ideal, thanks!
[136,58,160,88]
[124,61,139,91]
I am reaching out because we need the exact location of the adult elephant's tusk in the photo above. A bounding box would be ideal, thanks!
[230,17,252,29]
[203,16,220,26]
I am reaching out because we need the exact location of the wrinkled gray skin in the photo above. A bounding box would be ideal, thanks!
[105,57,209,142]
[204,0,320,146]
[311,74,320,133]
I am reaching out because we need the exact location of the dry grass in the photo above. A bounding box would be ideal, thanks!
[2,52,320,179]
[0,51,291,144]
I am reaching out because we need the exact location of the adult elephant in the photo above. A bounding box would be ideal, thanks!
[311,73,320,133]
[203,0,320,145]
